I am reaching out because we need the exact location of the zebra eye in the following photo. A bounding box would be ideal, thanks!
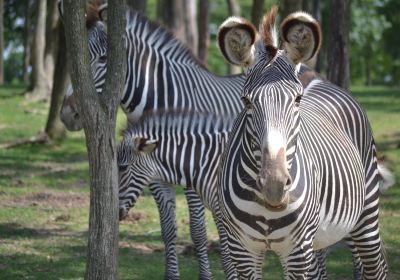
[118,165,128,172]
[98,55,107,63]
[294,95,302,106]
[241,96,253,110]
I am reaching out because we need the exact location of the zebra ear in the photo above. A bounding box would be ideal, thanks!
[217,17,257,67]
[99,3,108,23]
[134,138,158,153]
[280,11,321,64]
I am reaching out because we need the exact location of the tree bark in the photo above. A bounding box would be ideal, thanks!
[281,0,303,18]
[44,24,67,141]
[63,0,126,279]
[158,0,186,43]
[226,0,241,74]
[327,0,350,90]
[44,0,60,87]
[0,0,4,85]
[23,0,33,84]
[127,0,146,13]
[27,0,50,99]
[198,0,209,64]
[183,0,198,54]
[251,0,265,26]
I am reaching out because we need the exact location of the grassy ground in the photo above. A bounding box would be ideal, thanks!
[0,85,399,279]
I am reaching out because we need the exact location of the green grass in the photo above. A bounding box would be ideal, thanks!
[0,85,399,279]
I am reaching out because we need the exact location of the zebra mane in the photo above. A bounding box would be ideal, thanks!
[260,6,278,57]
[125,10,207,69]
[122,109,234,140]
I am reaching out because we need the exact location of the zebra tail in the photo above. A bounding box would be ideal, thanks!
[377,163,396,193]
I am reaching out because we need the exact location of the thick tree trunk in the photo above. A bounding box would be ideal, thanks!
[226,0,241,74]
[23,0,33,84]
[198,0,209,64]
[27,0,50,99]
[183,0,198,54]
[127,0,146,13]
[44,0,60,87]
[158,0,186,43]
[251,0,265,26]
[327,0,350,90]
[63,0,126,279]
[45,24,67,140]
[282,0,303,18]
[0,0,4,85]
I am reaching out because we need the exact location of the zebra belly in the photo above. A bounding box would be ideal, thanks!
[313,222,353,250]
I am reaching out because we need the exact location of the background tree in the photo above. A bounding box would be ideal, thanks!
[0,0,4,85]
[27,0,49,99]
[281,0,302,18]
[251,0,265,25]
[127,0,146,13]
[183,0,198,55]
[63,0,126,278]
[226,0,241,74]
[44,23,67,141]
[327,0,350,90]
[44,0,60,87]
[157,0,186,43]
[22,0,33,84]
[198,0,209,64]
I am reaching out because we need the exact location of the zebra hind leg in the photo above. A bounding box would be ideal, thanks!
[149,182,180,280]
[184,188,212,280]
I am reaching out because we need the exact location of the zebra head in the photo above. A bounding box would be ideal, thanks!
[60,2,109,131]
[218,7,321,209]
[117,135,158,220]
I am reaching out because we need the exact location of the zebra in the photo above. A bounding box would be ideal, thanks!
[59,3,245,279]
[117,110,235,279]
[216,7,388,279]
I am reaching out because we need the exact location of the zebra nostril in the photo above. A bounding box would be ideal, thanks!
[285,177,292,189]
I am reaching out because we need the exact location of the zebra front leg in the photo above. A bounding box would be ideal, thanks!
[282,243,314,280]
[344,237,363,280]
[184,188,212,280]
[307,249,328,280]
[149,182,180,280]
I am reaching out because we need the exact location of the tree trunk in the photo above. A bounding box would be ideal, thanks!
[226,0,241,74]
[44,0,60,87]
[282,0,303,18]
[23,0,33,84]
[44,24,67,141]
[198,0,209,65]
[251,0,265,26]
[127,0,146,13]
[0,0,4,85]
[158,0,185,44]
[27,0,50,99]
[312,0,321,71]
[327,0,350,91]
[63,0,126,279]
[183,0,198,54]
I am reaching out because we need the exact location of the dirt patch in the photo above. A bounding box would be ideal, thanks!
[0,191,89,209]
[120,211,147,224]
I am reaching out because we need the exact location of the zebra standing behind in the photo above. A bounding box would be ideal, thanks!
[216,7,387,279]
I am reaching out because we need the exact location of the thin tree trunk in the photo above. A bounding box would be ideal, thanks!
[251,0,265,26]
[226,0,241,74]
[327,0,350,90]
[183,0,198,54]
[127,0,146,13]
[63,0,126,279]
[45,24,67,140]
[23,0,33,84]
[27,0,50,99]
[198,0,209,64]
[282,0,303,18]
[44,0,60,87]
[0,0,4,85]
[158,0,185,43]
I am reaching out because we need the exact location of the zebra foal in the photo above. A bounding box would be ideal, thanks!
[216,7,388,279]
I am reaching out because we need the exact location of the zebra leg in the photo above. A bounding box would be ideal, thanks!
[184,188,212,280]
[344,237,363,280]
[282,243,314,280]
[213,214,238,280]
[307,249,328,280]
[149,182,180,280]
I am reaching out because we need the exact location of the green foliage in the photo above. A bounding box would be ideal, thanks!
[1,85,399,278]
